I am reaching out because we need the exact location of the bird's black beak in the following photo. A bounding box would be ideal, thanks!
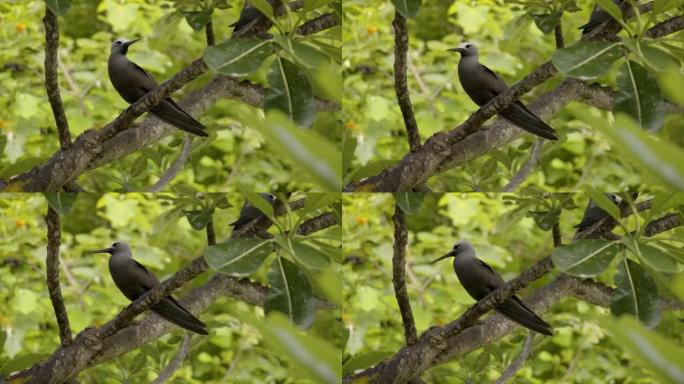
[447,47,465,54]
[123,39,139,48]
[85,247,113,255]
[431,250,456,264]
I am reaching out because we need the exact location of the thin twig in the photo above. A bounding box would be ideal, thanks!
[554,23,564,49]
[147,136,193,192]
[43,8,71,148]
[205,21,215,46]
[391,204,417,345]
[151,334,192,384]
[206,219,216,246]
[45,206,72,346]
[494,334,534,384]
[552,222,562,247]
[297,13,339,35]
[297,212,336,236]
[392,12,421,152]
[501,139,542,192]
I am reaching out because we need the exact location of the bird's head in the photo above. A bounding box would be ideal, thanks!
[431,240,472,263]
[86,241,130,255]
[110,38,139,55]
[260,193,276,203]
[447,41,478,57]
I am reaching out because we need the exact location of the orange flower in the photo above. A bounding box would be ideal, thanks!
[16,22,27,32]
[355,216,368,225]
[345,121,359,131]
[15,219,26,229]
[366,26,377,35]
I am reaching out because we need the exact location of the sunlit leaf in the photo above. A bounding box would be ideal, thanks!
[203,39,273,77]
[551,41,622,79]
[265,257,317,328]
[204,238,274,275]
[551,239,619,276]
[611,258,661,327]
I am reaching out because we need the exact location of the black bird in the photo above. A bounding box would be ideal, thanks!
[230,193,276,232]
[579,0,623,34]
[230,0,277,32]
[108,38,208,137]
[447,42,558,141]
[432,241,553,336]
[575,194,619,233]
[88,242,209,335]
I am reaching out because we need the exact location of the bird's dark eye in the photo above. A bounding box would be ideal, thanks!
[115,41,122,45]
[112,242,119,247]
[466,44,471,48]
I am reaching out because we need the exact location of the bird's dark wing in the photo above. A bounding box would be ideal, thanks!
[476,259,506,291]
[128,61,158,92]
[131,259,160,291]
[479,63,508,96]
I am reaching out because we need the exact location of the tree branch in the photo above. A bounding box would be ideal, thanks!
[646,16,684,39]
[151,334,192,384]
[554,23,564,49]
[392,204,418,345]
[45,206,72,346]
[297,212,336,236]
[206,218,216,246]
[147,136,193,192]
[205,21,215,46]
[493,334,534,384]
[392,12,421,152]
[43,8,71,148]
[500,139,542,192]
[297,13,339,36]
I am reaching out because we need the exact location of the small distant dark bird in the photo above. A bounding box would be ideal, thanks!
[575,194,620,233]
[88,242,209,335]
[108,38,208,137]
[447,42,558,141]
[432,241,553,336]
[579,0,623,34]
[230,0,277,32]
[230,193,276,232]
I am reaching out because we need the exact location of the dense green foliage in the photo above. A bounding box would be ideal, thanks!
[343,0,684,191]
[342,193,684,383]
[0,193,342,383]
[0,0,341,192]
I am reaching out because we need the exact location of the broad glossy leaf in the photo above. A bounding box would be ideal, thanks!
[601,316,684,384]
[600,114,684,191]
[635,244,680,272]
[302,193,338,216]
[657,66,684,105]
[394,193,424,214]
[529,209,560,231]
[44,193,77,215]
[345,159,398,184]
[611,258,661,327]
[292,241,332,269]
[265,257,317,328]
[184,209,213,230]
[182,8,213,30]
[530,12,561,34]
[615,61,664,131]
[266,57,317,127]
[551,41,622,79]
[233,311,340,383]
[203,39,272,77]
[44,0,72,15]
[204,239,274,275]
[551,239,619,276]
[0,353,50,375]
[391,0,421,18]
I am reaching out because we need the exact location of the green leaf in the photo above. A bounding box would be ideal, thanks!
[233,311,340,383]
[657,66,684,105]
[587,190,620,221]
[342,350,395,375]
[237,186,275,220]
[266,57,317,127]
[635,243,680,273]
[204,238,274,275]
[345,159,398,184]
[615,61,664,131]
[652,0,684,15]
[600,316,684,384]
[44,193,77,215]
[391,0,421,18]
[599,114,684,191]
[551,41,622,79]
[44,0,72,15]
[184,209,213,230]
[203,39,273,77]
[265,257,317,328]
[182,8,213,30]
[303,0,334,13]
[292,241,332,269]
[529,209,560,231]
[393,193,424,214]
[342,130,357,177]
[0,353,50,375]
[595,0,624,27]
[530,12,561,34]
[551,239,619,277]
[302,193,337,216]
[610,258,661,327]
[241,110,342,191]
